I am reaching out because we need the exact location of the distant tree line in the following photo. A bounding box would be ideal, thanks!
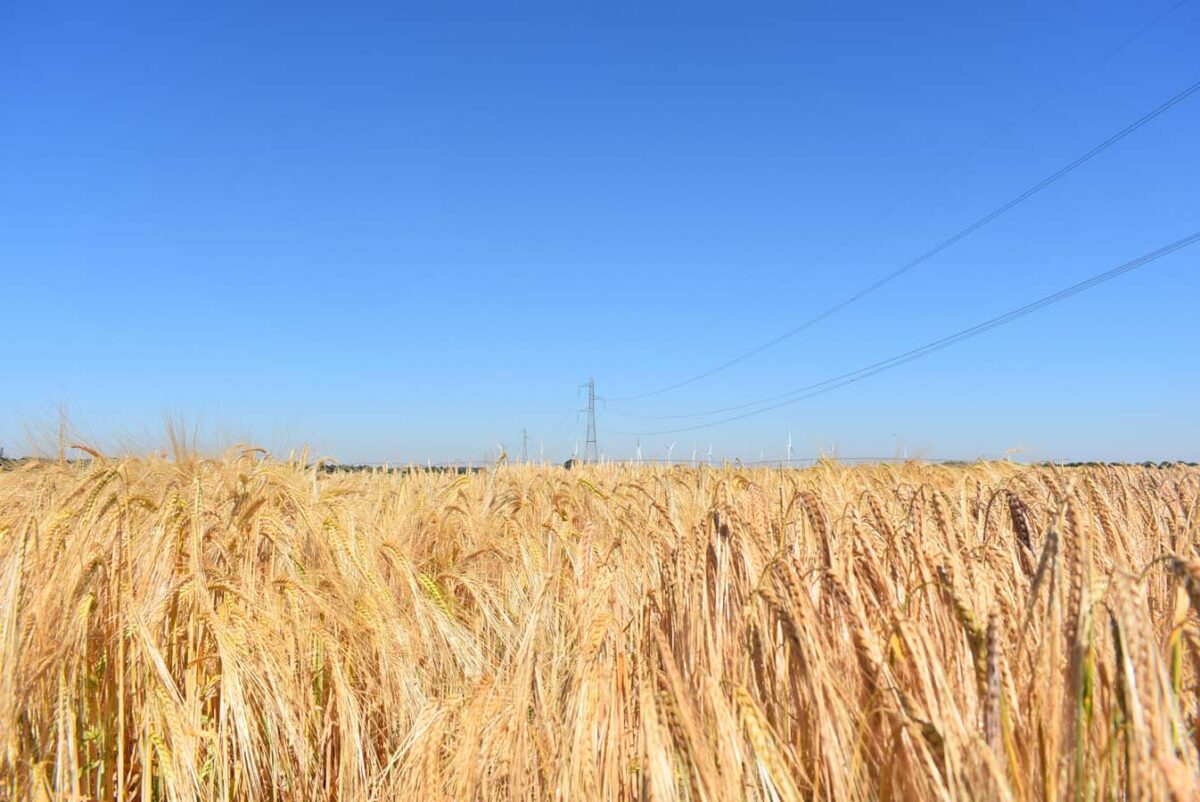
[1040,460,1197,468]
[318,459,1198,472]
[319,463,488,475]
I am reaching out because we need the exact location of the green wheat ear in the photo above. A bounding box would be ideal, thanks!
[418,572,454,618]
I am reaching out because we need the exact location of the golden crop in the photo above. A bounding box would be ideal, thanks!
[1,454,1197,800]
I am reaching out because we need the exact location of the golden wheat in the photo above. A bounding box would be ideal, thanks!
[0,454,1197,800]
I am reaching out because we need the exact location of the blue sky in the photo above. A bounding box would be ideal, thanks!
[2,1,1198,463]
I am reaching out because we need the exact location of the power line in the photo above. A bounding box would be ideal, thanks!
[766,0,1191,299]
[548,416,581,460]
[607,76,1200,403]
[603,229,1200,436]
[543,397,580,455]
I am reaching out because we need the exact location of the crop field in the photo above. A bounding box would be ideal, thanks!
[1,455,1199,801]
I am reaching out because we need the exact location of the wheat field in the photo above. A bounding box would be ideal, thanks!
[1,454,1198,801]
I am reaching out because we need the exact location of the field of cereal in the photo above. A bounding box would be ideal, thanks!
[2,454,1198,800]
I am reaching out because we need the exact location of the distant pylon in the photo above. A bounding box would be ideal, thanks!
[582,378,599,463]
[521,428,528,463]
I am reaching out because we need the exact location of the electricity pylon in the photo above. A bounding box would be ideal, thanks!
[581,378,599,463]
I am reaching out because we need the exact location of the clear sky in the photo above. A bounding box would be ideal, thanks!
[2,1,1198,464]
